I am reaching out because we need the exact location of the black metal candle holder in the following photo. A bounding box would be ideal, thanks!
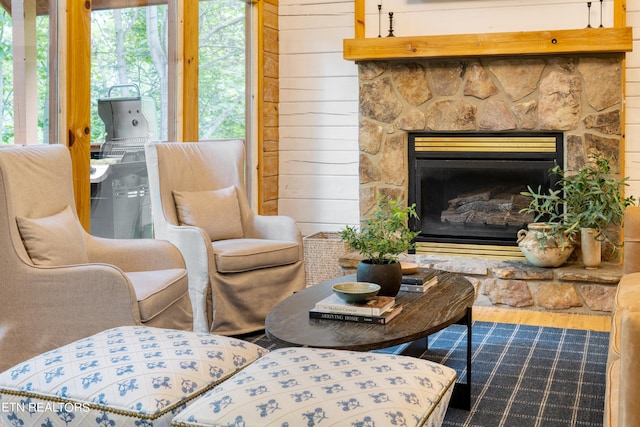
[387,12,395,37]
[378,4,382,37]
[599,0,604,27]
[587,2,592,28]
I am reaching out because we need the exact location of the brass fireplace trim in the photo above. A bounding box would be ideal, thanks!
[414,136,558,153]
[415,242,526,260]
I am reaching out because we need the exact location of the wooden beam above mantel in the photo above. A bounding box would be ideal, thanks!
[343,27,633,62]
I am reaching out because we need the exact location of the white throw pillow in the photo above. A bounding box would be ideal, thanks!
[16,205,89,266]
[173,186,244,241]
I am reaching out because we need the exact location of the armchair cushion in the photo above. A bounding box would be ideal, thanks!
[213,238,300,273]
[16,205,89,266]
[173,186,243,241]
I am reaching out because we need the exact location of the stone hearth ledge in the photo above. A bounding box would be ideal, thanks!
[338,251,622,316]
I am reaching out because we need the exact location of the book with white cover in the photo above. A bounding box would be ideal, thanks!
[314,294,396,316]
[309,304,403,325]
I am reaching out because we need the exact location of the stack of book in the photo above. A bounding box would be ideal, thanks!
[309,293,403,325]
[400,268,439,293]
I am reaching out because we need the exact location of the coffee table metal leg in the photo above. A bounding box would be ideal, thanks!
[449,306,472,410]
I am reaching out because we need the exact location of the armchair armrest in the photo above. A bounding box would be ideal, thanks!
[85,235,186,272]
[153,222,216,333]
[249,214,302,243]
[0,263,140,370]
[27,263,141,323]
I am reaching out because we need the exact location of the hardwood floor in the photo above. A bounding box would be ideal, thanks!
[473,305,612,332]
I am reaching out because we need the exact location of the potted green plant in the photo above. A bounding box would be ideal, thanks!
[518,175,576,268]
[340,193,420,296]
[521,154,636,268]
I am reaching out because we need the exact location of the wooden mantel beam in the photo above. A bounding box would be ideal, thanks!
[344,27,633,62]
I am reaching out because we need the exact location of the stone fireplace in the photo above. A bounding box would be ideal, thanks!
[357,54,624,262]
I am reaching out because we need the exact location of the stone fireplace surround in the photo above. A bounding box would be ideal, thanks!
[353,53,625,316]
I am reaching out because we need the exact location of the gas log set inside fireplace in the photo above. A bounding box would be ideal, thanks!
[408,132,564,257]
[440,185,533,227]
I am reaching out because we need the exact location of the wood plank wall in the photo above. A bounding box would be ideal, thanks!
[277,0,640,236]
[625,0,640,198]
[360,0,619,38]
[278,0,360,236]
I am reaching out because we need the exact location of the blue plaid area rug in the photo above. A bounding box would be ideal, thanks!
[242,321,609,427]
[423,322,609,427]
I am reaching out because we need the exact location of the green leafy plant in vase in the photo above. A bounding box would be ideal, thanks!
[521,154,636,268]
[340,193,419,296]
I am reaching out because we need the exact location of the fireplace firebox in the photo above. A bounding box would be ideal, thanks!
[408,132,564,258]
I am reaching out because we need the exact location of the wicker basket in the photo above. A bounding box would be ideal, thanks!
[303,232,348,286]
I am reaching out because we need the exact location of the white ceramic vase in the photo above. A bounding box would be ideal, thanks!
[580,227,602,269]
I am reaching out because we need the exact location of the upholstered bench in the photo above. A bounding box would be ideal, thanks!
[0,326,268,427]
[171,347,457,427]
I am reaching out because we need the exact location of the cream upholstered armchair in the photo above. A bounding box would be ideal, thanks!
[604,206,640,427]
[145,140,306,334]
[0,144,192,372]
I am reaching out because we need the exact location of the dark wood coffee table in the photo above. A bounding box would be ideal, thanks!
[265,271,475,410]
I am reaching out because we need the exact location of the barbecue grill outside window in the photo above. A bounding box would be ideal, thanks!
[90,85,157,239]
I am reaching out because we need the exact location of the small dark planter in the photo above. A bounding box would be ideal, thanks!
[356,259,403,297]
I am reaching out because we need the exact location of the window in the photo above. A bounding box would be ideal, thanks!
[89,4,169,238]
[199,1,246,140]
[0,7,51,144]
[0,0,250,234]
[91,5,168,144]
[89,1,247,238]
[0,8,14,143]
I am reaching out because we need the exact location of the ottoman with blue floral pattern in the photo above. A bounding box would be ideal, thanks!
[171,347,457,427]
[0,326,268,427]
